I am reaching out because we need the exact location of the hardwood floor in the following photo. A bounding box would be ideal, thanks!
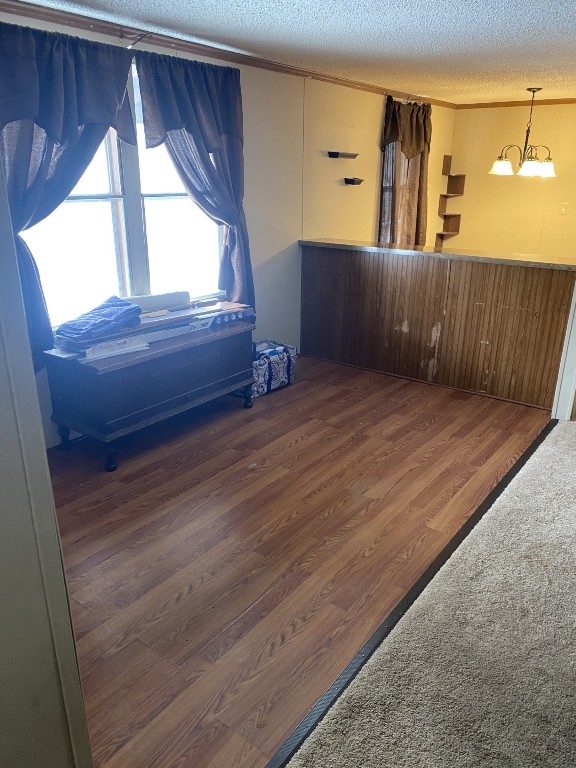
[48,357,550,768]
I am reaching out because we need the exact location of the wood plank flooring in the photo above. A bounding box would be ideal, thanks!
[48,357,550,768]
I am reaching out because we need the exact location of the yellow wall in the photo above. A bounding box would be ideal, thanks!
[448,103,576,255]
[426,104,455,247]
[302,85,456,248]
[302,79,384,240]
[239,66,304,347]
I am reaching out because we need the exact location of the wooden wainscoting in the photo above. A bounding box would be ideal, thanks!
[48,358,549,768]
[301,245,576,408]
[438,259,574,406]
[301,246,449,381]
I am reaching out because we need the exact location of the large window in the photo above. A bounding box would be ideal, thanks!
[22,68,220,327]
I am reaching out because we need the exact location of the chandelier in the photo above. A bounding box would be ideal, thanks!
[489,87,556,178]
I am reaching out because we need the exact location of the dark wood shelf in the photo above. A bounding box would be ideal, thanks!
[446,175,466,195]
[328,150,359,159]
[436,155,465,250]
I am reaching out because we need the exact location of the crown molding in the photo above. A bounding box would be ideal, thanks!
[3,2,575,110]
[0,0,456,107]
[455,98,576,109]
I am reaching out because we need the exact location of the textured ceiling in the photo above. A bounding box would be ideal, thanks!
[16,0,576,103]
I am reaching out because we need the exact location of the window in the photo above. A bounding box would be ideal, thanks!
[22,67,221,327]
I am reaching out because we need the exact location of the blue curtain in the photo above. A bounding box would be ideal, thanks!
[0,22,135,369]
[135,51,255,309]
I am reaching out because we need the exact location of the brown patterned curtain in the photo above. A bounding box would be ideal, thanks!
[0,22,136,369]
[378,95,432,248]
[135,51,254,309]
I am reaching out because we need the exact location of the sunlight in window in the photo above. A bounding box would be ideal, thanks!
[22,69,221,329]
[137,124,185,194]
[69,140,111,195]
[144,197,220,296]
[22,201,122,327]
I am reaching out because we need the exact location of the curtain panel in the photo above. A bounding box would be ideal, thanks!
[378,95,432,248]
[135,51,254,309]
[0,21,136,369]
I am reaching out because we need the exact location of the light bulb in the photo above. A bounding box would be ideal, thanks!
[539,159,556,178]
[489,159,514,176]
[518,159,540,177]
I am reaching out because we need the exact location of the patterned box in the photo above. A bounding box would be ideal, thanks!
[252,340,297,398]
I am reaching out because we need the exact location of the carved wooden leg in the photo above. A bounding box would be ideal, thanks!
[105,445,118,472]
[58,425,71,450]
[243,383,253,408]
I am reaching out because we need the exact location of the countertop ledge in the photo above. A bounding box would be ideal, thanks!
[299,239,576,271]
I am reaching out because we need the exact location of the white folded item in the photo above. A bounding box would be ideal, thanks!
[130,291,191,312]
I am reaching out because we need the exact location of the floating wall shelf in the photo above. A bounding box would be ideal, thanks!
[435,155,466,251]
[328,151,359,159]
[344,177,364,185]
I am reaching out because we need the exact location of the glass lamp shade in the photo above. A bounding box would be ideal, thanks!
[518,159,540,177]
[539,159,556,178]
[489,158,514,175]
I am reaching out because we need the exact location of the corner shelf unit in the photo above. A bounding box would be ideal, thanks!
[435,155,465,251]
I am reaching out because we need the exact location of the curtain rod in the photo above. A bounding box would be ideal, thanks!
[3,2,576,109]
[0,0,457,107]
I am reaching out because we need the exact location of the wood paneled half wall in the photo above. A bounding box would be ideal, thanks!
[300,242,576,409]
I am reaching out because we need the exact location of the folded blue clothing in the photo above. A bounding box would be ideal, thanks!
[55,296,142,345]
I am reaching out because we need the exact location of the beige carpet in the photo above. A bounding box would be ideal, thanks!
[287,421,576,768]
